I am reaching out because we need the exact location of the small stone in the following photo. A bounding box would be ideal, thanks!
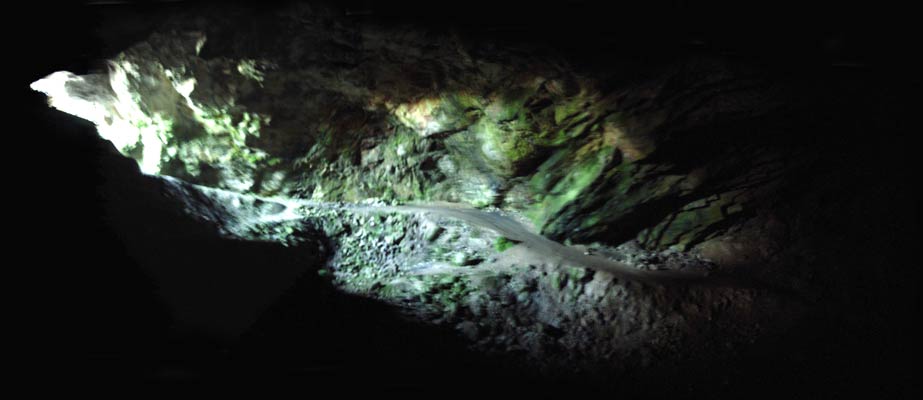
[457,321,480,341]
[478,274,506,295]
[516,292,531,303]
[422,222,444,242]
[466,296,486,317]
[451,252,469,266]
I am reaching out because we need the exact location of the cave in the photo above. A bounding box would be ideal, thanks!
[20,0,918,396]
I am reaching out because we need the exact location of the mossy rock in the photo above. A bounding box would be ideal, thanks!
[494,236,520,252]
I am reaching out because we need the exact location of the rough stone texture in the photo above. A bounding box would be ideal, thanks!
[107,170,783,380]
[279,198,794,380]
[31,2,813,252]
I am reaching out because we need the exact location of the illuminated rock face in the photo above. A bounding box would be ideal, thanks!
[32,32,274,191]
[31,4,801,251]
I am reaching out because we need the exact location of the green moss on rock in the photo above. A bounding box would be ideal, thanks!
[528,141,616,228]
[637,189,750,250]
[494,236,519,252]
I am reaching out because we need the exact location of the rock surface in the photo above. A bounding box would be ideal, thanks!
[153,179,789,380]
[31,2,812,252]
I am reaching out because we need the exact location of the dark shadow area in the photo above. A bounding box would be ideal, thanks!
[22,94,543,390]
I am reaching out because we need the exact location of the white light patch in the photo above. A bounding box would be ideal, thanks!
[423,119,442,136]
[174,76,196,98]
[30,71,117,135]
[106,61,172,173]
[392,98,443,137]
[195,35,207,56]
[30,62,173,174]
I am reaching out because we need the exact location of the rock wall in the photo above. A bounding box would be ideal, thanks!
[32,2,813,253]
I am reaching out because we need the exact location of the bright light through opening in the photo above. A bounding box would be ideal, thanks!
[30,63,171,174]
